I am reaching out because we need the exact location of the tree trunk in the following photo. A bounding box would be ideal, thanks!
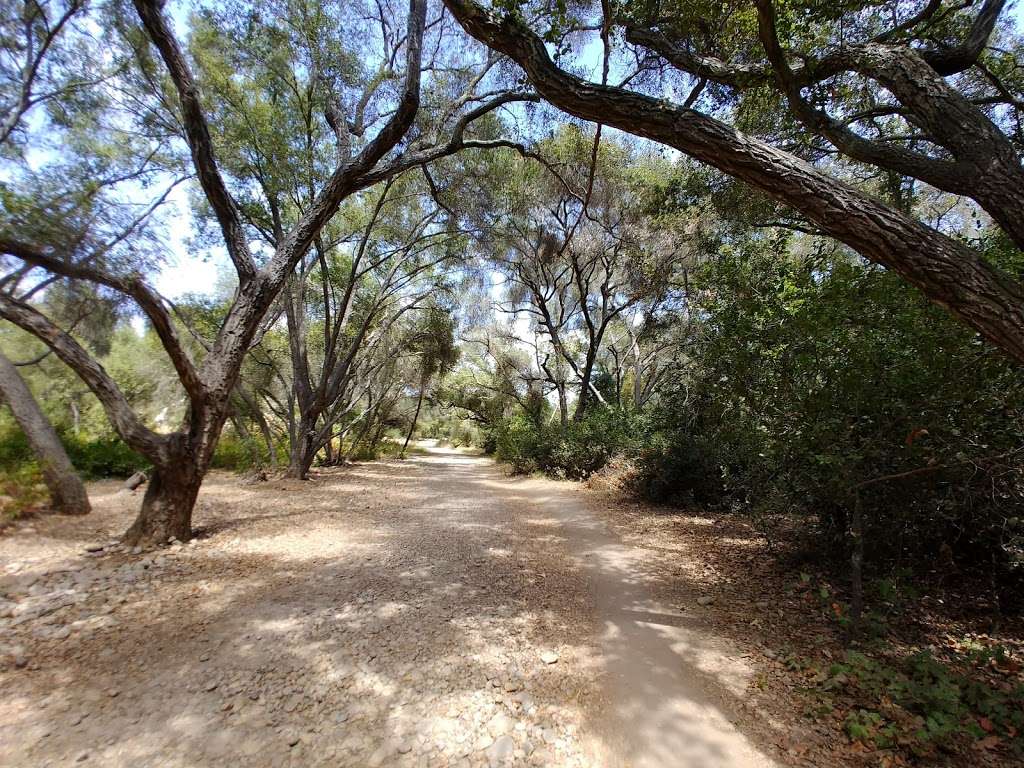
[556,382,568,428]
[123,459,202,544]
[573,353,597,422]
[0,351,90,515]
[287,418,316,479]
[442,0,1024,365]
[401,386,426,458]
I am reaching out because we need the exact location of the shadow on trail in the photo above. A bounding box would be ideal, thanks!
[0,447,783,767]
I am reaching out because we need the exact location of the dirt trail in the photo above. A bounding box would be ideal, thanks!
[0,444,780,767]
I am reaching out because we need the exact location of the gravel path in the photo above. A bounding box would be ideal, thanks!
[0,445,779,767]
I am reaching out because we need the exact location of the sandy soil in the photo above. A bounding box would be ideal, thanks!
[0,444,783,767]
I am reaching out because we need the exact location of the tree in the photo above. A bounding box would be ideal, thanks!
[0,349,89,514]
[475,128,689,420]
[279,176,463,478]
[400,307,458,456]
[0,0,536,543]
[441,0,1024,365]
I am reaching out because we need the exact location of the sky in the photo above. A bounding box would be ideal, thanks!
[148,1,1024,302]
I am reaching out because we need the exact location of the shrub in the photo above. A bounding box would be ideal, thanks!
[821,649,1024,757]
[495,409,646,480]
[63,435,146,479]
[0,463,50,521]
[634,244,1024,593]
[0,423,145,479]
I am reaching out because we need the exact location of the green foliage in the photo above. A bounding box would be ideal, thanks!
[209,436,259,472]
[62,436,146,479]
[821,649,1024,756]
[0,422,144,479]
[0,463,49,521]
[636,240,1024,586]
[495,409,645,479]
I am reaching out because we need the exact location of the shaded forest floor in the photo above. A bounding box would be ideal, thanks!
[0,444,1020,767]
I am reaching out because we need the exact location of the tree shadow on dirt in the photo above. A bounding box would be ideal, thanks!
[0,451,784,767]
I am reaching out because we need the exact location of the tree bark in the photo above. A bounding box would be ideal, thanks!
[0,351,90,515]
[287,419,316,480]
[401,385,426,458]
[442,0,1024,366]
[124,459,202,544]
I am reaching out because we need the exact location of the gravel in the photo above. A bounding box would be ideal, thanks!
[0,448,599,767]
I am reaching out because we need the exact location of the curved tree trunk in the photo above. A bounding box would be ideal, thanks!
[442,0,1024,365]
[0,351,90,515]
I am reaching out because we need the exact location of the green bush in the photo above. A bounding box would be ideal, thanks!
[631,427,725,505]
[63,435,146,479]
[209,433,284,471]
[209,436,255,471]
[822,649,1024,756]
[634,243,1024,591]
[0,423,145,479]
[0,424,31,468]
[495,409,646,480]
[0,463,50,520]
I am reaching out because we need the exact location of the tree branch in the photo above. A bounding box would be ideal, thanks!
[0,292,168,457]
[132,0,256,283]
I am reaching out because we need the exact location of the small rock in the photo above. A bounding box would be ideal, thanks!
[75,752,89,763]
[540,651,559,665]
[696,596,715,607]
[85,544,104,553]
[396,741,413,754]
[286,732,300,747]
[487,735,515,763]
[205,681,219,692]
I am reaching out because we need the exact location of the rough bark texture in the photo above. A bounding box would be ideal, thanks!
[124,460,202,544]
[442,0,1024,366]
[0,351,90,515]
[287,417,317,480]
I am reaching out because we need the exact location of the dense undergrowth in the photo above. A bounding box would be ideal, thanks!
[489,247,1024,599]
